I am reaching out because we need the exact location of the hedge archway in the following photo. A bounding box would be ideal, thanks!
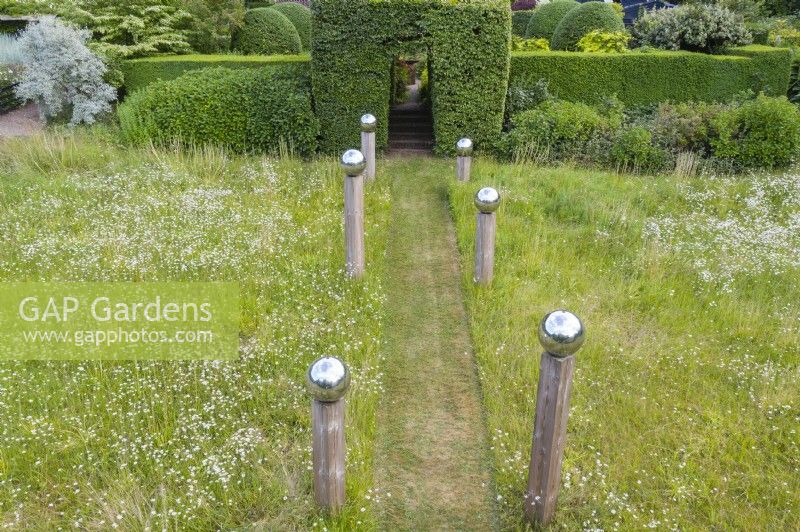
[312,0,511,154]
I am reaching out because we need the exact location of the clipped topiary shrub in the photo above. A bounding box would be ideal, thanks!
[512,10,534,37]
[711,94,800,168]
[271,2,312,51]
[551,2,624,51]
[525,0,579,39]
[232,7,302,55]
[118,67,318,156]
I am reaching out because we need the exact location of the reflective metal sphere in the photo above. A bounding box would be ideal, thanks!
[307,356,351,401]
[538,310,585,357]
[474,187,500,213]
[456,138,474,157]
[340,149,366,176]
[360,113,377,132]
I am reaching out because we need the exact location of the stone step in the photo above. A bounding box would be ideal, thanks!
[388,139,435,150]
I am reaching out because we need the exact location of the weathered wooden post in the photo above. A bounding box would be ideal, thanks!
[341,149,366,278]
[456,138,473,182]
[360,114,376,181]
[307,356,351,513]
[473,187,500,286]
[525,310,585,526]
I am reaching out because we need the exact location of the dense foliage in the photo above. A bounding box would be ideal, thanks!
[712,94,800,168]
[551,2,625,51]
[633,3,752,53]
[121,54,309,93]
[232,7,302,55]
[504,92,800,172]
[524,0,578,39]
[509,46,791,107]
[15,16,116,125]
[510,35,549,51]
[312,0,510,153]
[118,66,318,155]
[576,30,630,53]
[270,2,311,51]
[511,9,534,37]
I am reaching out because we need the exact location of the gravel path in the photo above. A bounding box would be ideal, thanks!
[0,103,43,137]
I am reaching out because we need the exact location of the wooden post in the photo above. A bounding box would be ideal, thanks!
[456,138,473,182]
[341,150,366,278]
[473,187,500,285]
[360,114,376,181]
[525,310,585,526]
[307,356,351,513]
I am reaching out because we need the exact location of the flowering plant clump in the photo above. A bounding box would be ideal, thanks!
[15,16,116,125]
[576,30,630,53]
[633,4,752,53]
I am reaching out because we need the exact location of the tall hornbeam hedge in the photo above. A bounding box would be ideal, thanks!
[311,0,511,154]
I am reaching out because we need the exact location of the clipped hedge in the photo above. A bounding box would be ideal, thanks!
[118,67,319,156]
[509,46,791,106]
[271,2,312,50]
[121,54,310,94]
[232,7,302,55]
[312,0,510,154]
[525,0,579,39]
[551,1,624,51]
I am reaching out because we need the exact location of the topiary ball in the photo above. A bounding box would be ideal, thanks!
[271,2,312,51]
[550,1,625,51]
[525,0,580,40]
[232,7,302,55]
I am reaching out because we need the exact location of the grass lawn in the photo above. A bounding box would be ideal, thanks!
[0,131,390,529]
[450,160,800,529]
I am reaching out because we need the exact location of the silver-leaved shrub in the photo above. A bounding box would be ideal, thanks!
[633,4,752,54]
[14,16,116,125]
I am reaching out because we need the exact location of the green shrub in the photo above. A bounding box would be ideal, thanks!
[711,94,800,168]
[121,54,310,93]
[610,126,664,171]
[505,78,552,118]
[509,46,792,106]
[768,19,800,47]
[512,10,534,37]
[118,67,319,156]
[551,2,624,51]
[652,101,724,154]
[632,4,751,54]
[525,0,579,39]
[576,30,630,53]
[511,36,549,51]
[232,7,302,55]
[507,100,605,153]
[270,2,312,51]
[312,0,510,153]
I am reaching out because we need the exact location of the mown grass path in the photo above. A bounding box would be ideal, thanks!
[374,158,496,530]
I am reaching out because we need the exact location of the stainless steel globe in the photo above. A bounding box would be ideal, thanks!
[360,113,377,132]
[307,356,351,402]
[456,138,473,157]
[340,149,366,176]
[538,310,585,357]
[474,187,500,213]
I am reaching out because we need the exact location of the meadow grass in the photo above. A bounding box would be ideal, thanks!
[449,159,799,529]
[0,130,391,530]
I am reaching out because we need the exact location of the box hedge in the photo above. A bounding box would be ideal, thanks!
[118,67,319,156]
[509,46,792,106]
[512,10,534,37]
[121,54,310,94]
[312,0,510,154]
